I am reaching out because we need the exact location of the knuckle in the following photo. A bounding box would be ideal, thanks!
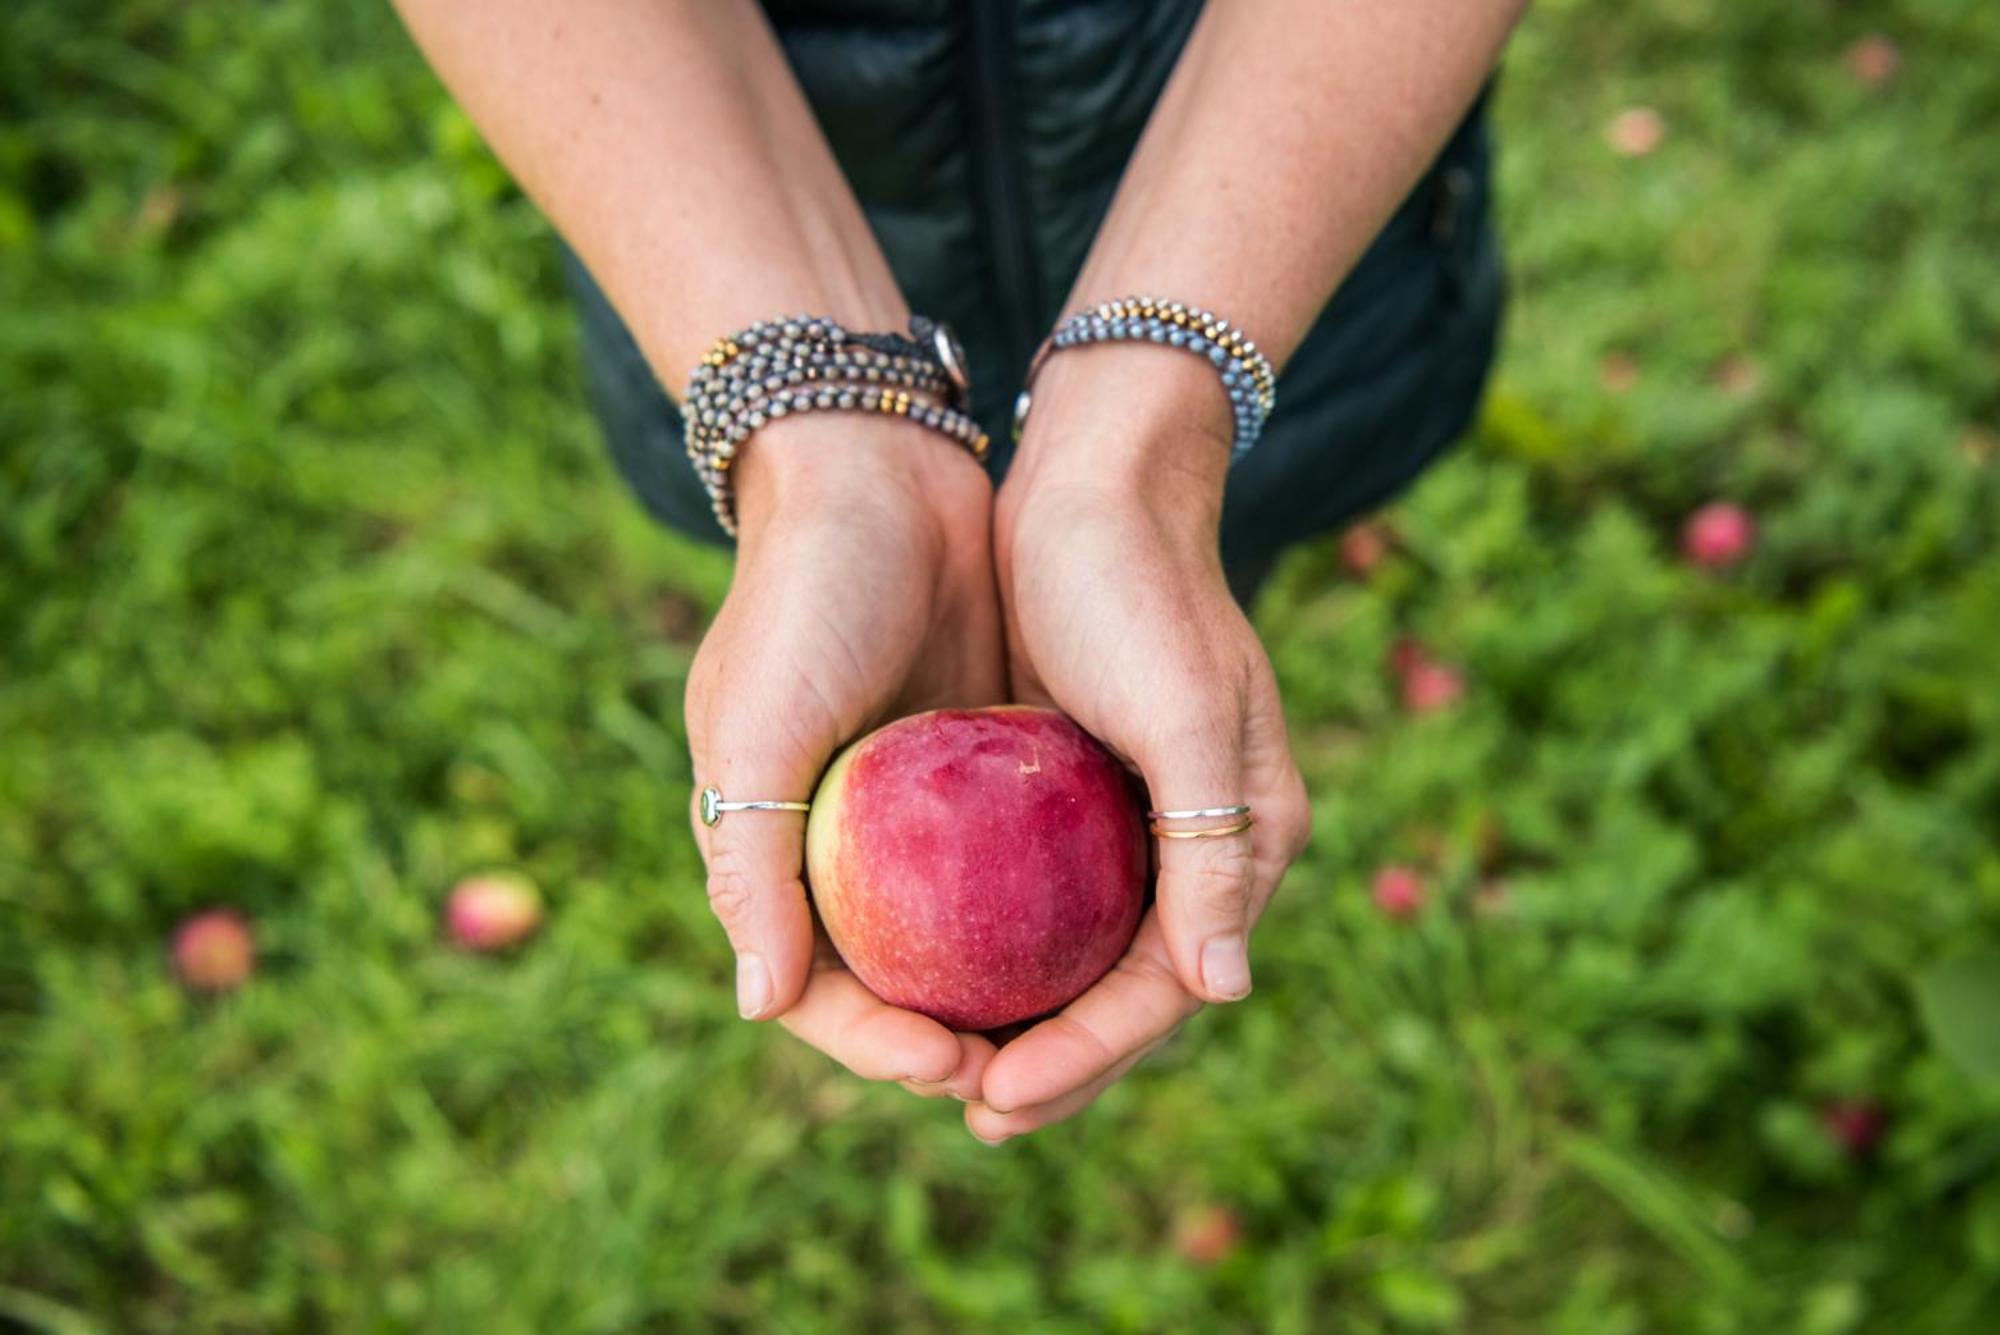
[1174,841,1256,921]
[703,846,760,933]
[1275,775,1313,859]
[1150,700,1238,754]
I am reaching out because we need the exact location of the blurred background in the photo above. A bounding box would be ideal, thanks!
[4,1,1999,1330]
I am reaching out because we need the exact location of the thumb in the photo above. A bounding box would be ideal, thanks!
[1134,713,1256,1004]
[688,713,824,1021]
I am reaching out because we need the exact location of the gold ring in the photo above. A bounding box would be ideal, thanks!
[1149,816,1255,840]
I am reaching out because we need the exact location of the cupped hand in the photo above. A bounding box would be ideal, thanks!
[684,413,1004,1102]
[975,349,1312,1139]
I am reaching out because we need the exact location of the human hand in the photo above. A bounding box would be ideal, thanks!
[685,412,1004,1102]
[974,348,1312,1138]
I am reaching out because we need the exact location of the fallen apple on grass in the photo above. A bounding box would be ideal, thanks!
[172,908,256,992]
[446,872,544,952]
[805,706,1146,1030]
[1681,501,1757,569]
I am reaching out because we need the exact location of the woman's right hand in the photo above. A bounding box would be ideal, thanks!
[684,412,1006,1102]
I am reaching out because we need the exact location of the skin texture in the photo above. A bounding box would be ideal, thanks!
[393,0,1527,1135]
[806,708,1145,1031]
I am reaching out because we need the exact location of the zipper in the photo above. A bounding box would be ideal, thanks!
[964,0,1040,381]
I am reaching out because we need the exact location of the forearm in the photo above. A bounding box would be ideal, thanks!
[1073,0,1525,370]
[393,0,906,386]
[1007,0,1523,573]
[1015,0,1522,504]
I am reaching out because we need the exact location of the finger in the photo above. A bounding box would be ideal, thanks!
[966,1045,1154,1143]
[901,1032,999,1102]
[1238,663,1313,921]
[778,954,964,1085]
[979,915,1202,1113]
[1136,708,1258,1003]
[687,677,830,1021]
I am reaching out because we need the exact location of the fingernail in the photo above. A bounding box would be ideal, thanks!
[736,952,772,1019]
[1201,934,1253,1000]
[973,1130,1009,1146]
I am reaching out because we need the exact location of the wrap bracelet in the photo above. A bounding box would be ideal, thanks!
[682,313,988,536]
[1012,296,1278,455]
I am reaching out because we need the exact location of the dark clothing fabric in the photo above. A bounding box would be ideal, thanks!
[568,0,1503,571]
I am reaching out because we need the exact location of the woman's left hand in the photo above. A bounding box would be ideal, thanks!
[971,349,1312,1140]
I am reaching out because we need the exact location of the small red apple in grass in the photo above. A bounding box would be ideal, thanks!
[1821,1099,1887,1158]
[1712,354,1763,398]
[1401,658,1466,715]
[805,707,1145,1031]
[1372,865,1426,920]
[172,909,255,992]
[1599,350,1640,394]
[1172,1203,1243,1266]
[1844,35,1900,89]
[1339,521,1391,578]
[1388,635,1428,678]
[1606,106,1666,157]
[446,872,544,951]
[1681,501,1756,570]
[1388,637,1467,714]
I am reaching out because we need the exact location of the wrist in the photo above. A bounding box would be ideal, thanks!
[1005,344,1233,535]
[731,411,987,545]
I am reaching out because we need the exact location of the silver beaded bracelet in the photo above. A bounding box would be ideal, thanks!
[1013,296,1278,454]
[682,314,987,536]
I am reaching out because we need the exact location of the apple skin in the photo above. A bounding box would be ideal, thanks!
[806,707,1147,1031]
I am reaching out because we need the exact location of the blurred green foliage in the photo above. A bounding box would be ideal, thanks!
[4,0,2000,1330]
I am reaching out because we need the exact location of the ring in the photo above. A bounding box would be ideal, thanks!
[1149,816,1255,840]
[1147,804,1252,821]
[700,785,811,827]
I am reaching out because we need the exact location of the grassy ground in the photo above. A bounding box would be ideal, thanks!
[5,0,2000,1330]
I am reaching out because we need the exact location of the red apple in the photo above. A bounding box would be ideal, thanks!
[1372,865,1426,920]
[172,909,255,992]
[1401,659,1466,715]
[1821,1098,1887,1157]
[1599,350,1640,394]
[1712,354,1762,398]
[1172,1204,1243,1266]
[1388,635,1429,678]
[446,872,544,951]
[1845,35,1900,89]
[805,707,1146,1030]
[1681,501,1756,569]
[1339,521,1390,578]
[1606,106,1666,157]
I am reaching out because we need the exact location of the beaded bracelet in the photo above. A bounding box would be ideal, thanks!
[1012,296,1278,455]
[682,314,988,536]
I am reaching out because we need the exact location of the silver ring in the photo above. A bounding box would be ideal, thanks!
[700,785,811,827]
[1147,804,1252,821]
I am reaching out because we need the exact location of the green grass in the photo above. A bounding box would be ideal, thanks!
[5,0,2000,1329]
